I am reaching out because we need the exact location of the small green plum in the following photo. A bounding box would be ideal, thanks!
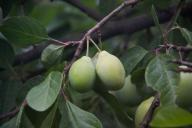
[135,97,154,128]
[176,71,192,107]
[114,75,141,106]
[96,51,125,90]
[69,56,96,93]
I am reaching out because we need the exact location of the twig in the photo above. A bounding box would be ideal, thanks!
[166,0,186,30]
[140,92,161,128]
[160,44,192,52]
[63,0,102,21]
[64,0,139,74]
[172,60,192,67]
[0,100,27,121]
[163,0,186,42]
[61,88,68,101]
[178,67,192,72]
[13,3,192,67]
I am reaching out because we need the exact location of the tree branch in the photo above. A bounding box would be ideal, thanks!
[140,92,161,128]
[0,100,27,121]
[178,67,192,72]
[172,60,192,67]
[63,0,102,21]
[13,3,192,67]
[63,0,139,74]
[160,43,192,52]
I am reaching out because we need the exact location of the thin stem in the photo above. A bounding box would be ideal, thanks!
[89,38,101,52]
[86,38,89,56]
[48,38,67,45]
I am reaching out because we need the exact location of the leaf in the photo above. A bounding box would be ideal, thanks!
[0,39,15,69]
[121,46,147,74]
[16,104,25,128]
[0,0,16,17]
[0,80,22,114]
[41,44,64,67]
[151,5,163,35]
[66,100,103,128]
[179,27,192,44]
[0,117,17,128]
[0,16,49,46]
[40,101,59,128]
[145,55,180,105]
[30,2,64,27]
[95,90,132,127]
[26,71,63,111]
[150,105,192,127]
[16,76,44,105]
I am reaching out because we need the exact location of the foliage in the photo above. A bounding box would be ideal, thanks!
[0,0,192,128]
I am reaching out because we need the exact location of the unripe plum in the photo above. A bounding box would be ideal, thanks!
[135,97,154,128]
[96,51,125,90]
[114,75,141,106]
[69,56,96,93]
[176,71,192,107]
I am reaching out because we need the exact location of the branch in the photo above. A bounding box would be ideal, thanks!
[63,0,139,74]
[140,93,161,128]
[166,0,186,30]
[0,100,27,121]
[178,67,192,72]
[172,60,192,67]
[63,0,102,21]
[163,0,186,44]
[13,2,192,67]
[160,43,192,52]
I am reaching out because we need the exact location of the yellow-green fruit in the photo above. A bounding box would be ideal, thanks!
[114,75,141,106]
[135,97,154,128]
[96,51,125,90]
[69,56,96,93]
[176,72,192,107]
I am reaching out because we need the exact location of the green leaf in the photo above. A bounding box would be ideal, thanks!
[16,76,44,105]
[0,0,16,17]
[0,117,17,128]
[151,105,192,127]
[16,104,25,128]
[0,16,49,46]
[0,39,15,69]
[151,5,163,35]
[0,112,34,128]
[26,71,63,111]
[30,2,64,27]
[0,80,22,114]
[41,44,64,67]
[121,46,147,74]
[145,55,180,105]
[95,90,133,127]
[40,101,59,128]
[65,100,103,128]
[179,27,192,44]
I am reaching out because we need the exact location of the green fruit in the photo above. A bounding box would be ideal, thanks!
[96,51,125,90]
[176,71,192,107]
[114,75,141,106]
[135,97,154,128]
[69,56,96,93]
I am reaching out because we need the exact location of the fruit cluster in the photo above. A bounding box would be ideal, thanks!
[69,51,126,93]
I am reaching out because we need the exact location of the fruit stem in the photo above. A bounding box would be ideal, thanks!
[89,38,101,52]
[86,38,89,56]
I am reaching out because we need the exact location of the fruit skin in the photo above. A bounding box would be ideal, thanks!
[69,56,96,93]
[176,72,192,107]
[113,75,141,106]
[96,51,125,90]
[135,97,154,128]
